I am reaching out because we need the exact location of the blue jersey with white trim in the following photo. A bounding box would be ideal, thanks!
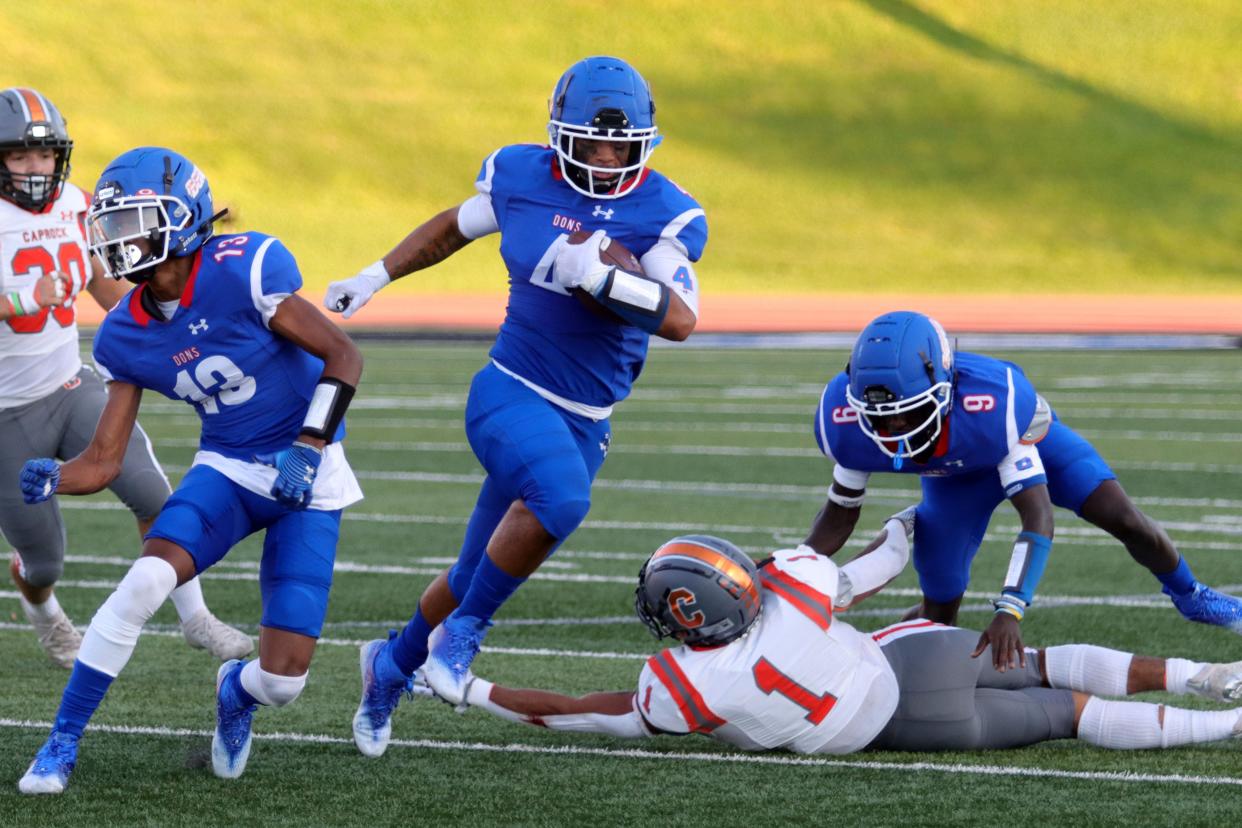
[481,144,707,407]
[93,232,341,460]
[814,352,1042,481]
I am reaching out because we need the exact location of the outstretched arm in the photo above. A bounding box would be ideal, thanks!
[324,206,473,318]
[25,380,143,498]
[465,679,652,739]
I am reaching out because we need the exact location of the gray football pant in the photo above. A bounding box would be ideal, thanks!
[868,627,1076,751]
[0,367,170,587]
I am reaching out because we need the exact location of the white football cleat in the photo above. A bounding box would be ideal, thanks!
[1187,660,1242,703]
[20,596,81,669]
[182,610,254,661]
[212,660,256,779]
[18,731,78,795]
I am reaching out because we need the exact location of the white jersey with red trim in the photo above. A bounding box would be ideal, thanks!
[635,548,899,754]
[0,182,91,407]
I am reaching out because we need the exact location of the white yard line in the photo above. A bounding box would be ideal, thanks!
[1,718,1238,787]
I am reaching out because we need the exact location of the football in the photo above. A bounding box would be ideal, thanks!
[566,231,643,323]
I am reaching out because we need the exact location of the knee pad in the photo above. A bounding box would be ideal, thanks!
[78,556,177,676]
[536,493,591,541]
[241,659,307,708]
[14,549,64,589]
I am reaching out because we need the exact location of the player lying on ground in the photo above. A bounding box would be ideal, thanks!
[458,514,1242,753]
[806,310,1242,672]
[17,147,364,794]
[0,87,249,667]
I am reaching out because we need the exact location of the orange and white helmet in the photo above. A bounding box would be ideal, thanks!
[635,535,761,647]
[0,87,73,212]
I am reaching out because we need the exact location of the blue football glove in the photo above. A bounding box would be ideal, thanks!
[20,458,61,505]
[255,442,323,510]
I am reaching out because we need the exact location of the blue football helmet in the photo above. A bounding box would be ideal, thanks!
[547,56,660,200]
[86,147,216,282]
[0,87,73,212]
[845,311,955,467]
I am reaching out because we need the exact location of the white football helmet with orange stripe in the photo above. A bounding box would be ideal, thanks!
[635,535,761,647]
[0,88,72,213]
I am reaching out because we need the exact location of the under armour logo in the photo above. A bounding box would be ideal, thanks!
[599,432,611,458]
[188,318,209,335]
[592,205,614,220]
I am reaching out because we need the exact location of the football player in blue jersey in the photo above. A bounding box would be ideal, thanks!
[806,310,1242,672]
[324,55,707,756]
[17,147,364,794]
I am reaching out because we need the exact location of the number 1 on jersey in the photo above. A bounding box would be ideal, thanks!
[752,657,837,724]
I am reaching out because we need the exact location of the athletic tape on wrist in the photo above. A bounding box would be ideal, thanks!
[300,378,356,442]
[1001,531,1053,606]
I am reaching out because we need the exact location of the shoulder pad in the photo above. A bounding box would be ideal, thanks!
[1020,394,1053,445]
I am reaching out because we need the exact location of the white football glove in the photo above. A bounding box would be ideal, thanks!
[324,260,390,319]
[553,229,612,294]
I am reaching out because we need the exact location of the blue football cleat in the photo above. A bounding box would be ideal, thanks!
[18,731,78,794]
[1166,583,1242,633]
[352,633,415,758]
[212,659,257,779]
[422,614,490,706]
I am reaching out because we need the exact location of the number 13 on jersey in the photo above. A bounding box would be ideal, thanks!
[173,354,256,414]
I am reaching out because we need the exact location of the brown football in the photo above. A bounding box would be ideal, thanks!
[566,230,643,323]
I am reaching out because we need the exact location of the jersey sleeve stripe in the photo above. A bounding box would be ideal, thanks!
[647,651,726,733]
[657,208,706,258]
[248,237,285,328]
[476,149,501,196]
[758,570,833,630]
[1004,367,1018,449]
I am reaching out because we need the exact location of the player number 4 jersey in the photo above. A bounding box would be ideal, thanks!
[635,548,899,754]
[0,182,92,406]
[470,144,708,409]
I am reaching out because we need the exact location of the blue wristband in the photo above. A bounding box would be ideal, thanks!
[1001,530,1053,607]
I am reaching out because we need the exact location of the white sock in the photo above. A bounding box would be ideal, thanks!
[1078,697,1241,748]
[240,659,307,708]
[1043,644,1132,696]
[169,576,208,623]
[77,557,177,677]
[22,592,62,623]
[1164,657,1209,695]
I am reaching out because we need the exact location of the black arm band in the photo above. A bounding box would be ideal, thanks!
[299,378,356,442]
[593,268,671,334]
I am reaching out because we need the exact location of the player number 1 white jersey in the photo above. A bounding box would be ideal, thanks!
[635,548,900,754]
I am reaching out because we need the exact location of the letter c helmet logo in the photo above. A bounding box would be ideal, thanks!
[668,587,705,629]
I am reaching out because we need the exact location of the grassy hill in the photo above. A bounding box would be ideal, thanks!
[4,0,1240,294]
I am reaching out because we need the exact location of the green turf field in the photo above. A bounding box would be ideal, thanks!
[2,340,1241,825]
[3,1,1241,295]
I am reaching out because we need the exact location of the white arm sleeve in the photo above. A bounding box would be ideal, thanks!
[639,240,699,318]
[997,441,1046,492]
[456,194,500,240]
[466,680,651,739]
[832,465,871,492]
[837,519,910,605]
